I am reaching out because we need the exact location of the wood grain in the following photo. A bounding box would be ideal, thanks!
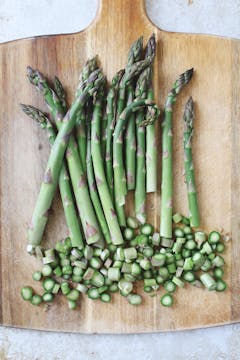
[0,0,239,333]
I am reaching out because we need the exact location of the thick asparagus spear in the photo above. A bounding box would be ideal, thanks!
[91,87,124,245]
[145,34,157,193]
[27,68,104,252]
[113,99,159,224]
[86,118,111,244]
[125,37,143,190]
[21,104,84,249]
[183,97,200,228]
[160,68,194,239]
[134,67,153,223]
[105,69,124,199]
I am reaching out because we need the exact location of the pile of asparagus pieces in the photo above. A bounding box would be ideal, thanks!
[20,35,227,309]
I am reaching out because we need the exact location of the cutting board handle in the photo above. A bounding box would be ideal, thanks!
[92,0,152,29]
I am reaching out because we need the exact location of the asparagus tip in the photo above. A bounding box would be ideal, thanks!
[145,33,156,59]
[185,96,194,113]
[184,96,194,128]
[20,103,48,126]
[127,36,144,67]
[176,67,194,93]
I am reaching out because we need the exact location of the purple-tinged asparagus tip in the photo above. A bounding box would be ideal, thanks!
[145,33,156,60]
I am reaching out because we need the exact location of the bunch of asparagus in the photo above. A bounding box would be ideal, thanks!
[23,35,160,253]
[20,35,227,309]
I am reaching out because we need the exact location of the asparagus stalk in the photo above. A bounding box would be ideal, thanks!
[113,99,159,224]
[76,58,98,172]
[105,69,124,199]
[66,134,103,246]
[183,97,200,228]
[27,67,105,252]
[91,87,124,245]
[134,67,153,223]
[160,68,194,239]
[76,108,87,173]
[125,37,143,190]
[86,119,111,244]
[125,86,137,190]
[20,104,84,248]
[101,108,108,162]
[145,34,157,193]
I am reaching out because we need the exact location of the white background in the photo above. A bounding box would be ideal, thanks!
[1,1,240,359]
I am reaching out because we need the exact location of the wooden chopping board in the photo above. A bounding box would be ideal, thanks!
[0,0,239,333]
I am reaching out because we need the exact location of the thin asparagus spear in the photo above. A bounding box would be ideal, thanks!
[27,67,105,252]
[146,86,156,192]
[183,96,200,227]
[76,58,98,172]
[86,119,112,244]
[20,104,84,248]
[91,87,124,245]
[145,34,157,193]
[113,99,159,224]
[134,67,153,223]
[105,70,124,199]
[125,37,143,190]
[125,85,137,190]
[160,68,194,239]
[101,107,108,162]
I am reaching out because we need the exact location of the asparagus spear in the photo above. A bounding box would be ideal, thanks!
[125,87,136,190]
[113,99,159,224]
[183,97,200,228]
[145,34,157,193]
[125,37,143,191]
[27,68,105,252]
[20,104,84,248]
[134,67,153,223]
[160,68,194,239]
[91,87,124,245]
[76,108,87,173]
[86,117,111,244]
[76,57,98,172]
[105,69,124,199]
[101,108,108,162]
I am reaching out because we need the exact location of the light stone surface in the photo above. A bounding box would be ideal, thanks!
[0,1,240,359]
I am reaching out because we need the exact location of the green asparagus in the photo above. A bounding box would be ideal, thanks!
[183,96,200,228]
[160,68,193,239]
